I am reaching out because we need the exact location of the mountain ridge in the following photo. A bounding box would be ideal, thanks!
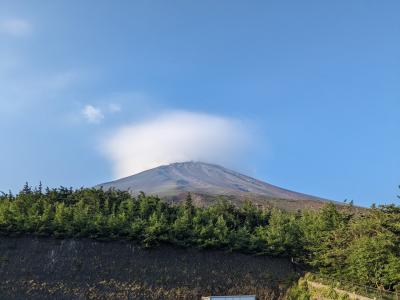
[97,161,331,210]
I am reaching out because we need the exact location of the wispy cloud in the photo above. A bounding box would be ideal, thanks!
[0,18,32,37]
[108,103,121,113]
[0,64,83,115]
[81,105,104,124]
[101,110,253,178]
[79,102,122,124]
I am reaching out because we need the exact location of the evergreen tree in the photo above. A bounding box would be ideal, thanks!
[0,183,399,291]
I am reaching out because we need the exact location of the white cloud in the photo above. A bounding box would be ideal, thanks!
[101,111,253,178]
[78,102,121,124]
[0,18,32,37]
[82,105,104,123]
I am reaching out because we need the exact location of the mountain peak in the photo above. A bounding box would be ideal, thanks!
[98,161,328,210]
[150,161,229,171]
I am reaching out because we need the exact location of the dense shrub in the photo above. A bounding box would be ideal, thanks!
[0,184,399,291]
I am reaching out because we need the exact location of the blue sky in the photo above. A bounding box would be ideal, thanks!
[0,1,399,207]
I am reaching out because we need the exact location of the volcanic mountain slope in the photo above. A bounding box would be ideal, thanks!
[98,161,332,211]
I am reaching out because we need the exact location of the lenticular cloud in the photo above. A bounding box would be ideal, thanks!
[101,111,252,179]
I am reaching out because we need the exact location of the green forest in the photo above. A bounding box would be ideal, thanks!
[0,184,399,293]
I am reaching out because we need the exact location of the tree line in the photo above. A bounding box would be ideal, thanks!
[0,184,399,292]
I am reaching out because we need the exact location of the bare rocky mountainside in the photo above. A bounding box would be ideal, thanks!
[98,161,331,211]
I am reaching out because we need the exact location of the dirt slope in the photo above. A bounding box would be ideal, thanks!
[0,236,298,300]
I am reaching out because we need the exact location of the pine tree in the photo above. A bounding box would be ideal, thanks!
[184,193,195,218]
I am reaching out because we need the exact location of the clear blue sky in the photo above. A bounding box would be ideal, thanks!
[0,1,399,207]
